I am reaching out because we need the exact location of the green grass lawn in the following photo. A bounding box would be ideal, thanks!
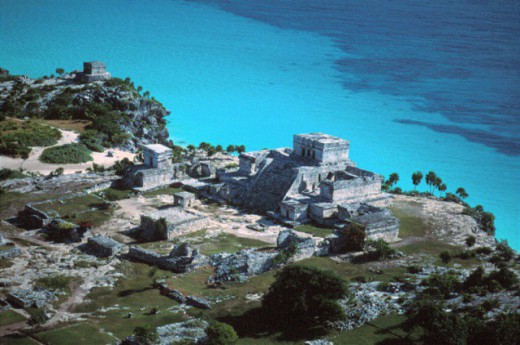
[0,310,26,326]
[294,224,334,238]
[0,334,39,345]
[331,313,408,344]
[34,323,117,345]
[33,194,113,226]
[196,233,272,256]
[35,194,106,216]
[390,201,429,238]
[142,187,183,198]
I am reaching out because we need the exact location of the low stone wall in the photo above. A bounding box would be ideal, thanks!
[0,247,21,259]
[127,246,208,273]
[166,216,210,239]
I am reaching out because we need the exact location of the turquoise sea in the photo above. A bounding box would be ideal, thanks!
[1,0,518,249]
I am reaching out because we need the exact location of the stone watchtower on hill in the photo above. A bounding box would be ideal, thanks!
[77,61,111,82]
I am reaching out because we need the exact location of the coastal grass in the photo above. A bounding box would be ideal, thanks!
[37,119,91,133]
[294,224,334,238]
[34,323,117,345]
[40,143,92,164]
[97,187,134,201]
[390,201,429,238]
[0,310,26,326]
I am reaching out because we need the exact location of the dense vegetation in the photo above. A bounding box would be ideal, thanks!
[0,168,27,181]
[262,266,348,331]
[0,120,61,158]
[40,143,92,164]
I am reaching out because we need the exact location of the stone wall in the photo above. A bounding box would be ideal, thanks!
[139,213,210,241]
[320,174,381,203]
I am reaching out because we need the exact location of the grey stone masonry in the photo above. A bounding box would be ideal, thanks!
[87,235,123,257]
[173,191,196,208]
[211,133,398,242]
[293,132,350,164]
[8,288,56,308]
[77,61,111,82]
[138,206,209,241]
[143,144,172,169]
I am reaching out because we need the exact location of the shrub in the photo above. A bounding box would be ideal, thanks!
[34,274,72,291]
[360,239,400,261]
[262,266,348,330]
[205,321,239,345]
[423,272,460,298]
[40,143,92,164]
[466,235,476,247]
[440,251,452,264]
[28,308,48,326]
[133,325,158,344]
[111,157,134,176]
[79,129,106,152]
[337,222,366,252]
[0,168,27,181]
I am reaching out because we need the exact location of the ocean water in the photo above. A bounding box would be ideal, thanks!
[1,0,518,249]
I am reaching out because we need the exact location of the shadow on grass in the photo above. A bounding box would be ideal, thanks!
[217,307,328,342]
[117,286,154,297]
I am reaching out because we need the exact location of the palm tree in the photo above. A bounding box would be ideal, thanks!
[55,68,65,76]
[137,86,143,94]
[438,183,447,197]
[425,171,437,193]
[226,145,235,153]
[237,145,246,154]
[433,177,443,196]
[456,187,468,200]
[412,171,423,190]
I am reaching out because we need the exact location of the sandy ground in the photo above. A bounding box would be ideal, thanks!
[0,128,135,175]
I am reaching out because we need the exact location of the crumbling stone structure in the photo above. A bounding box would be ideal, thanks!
[122,144,185,191]
[7,288,56,308]
[76,61,111,82]
[127,243,208,273]
[138,206,209,241]
[86,235,123,257]
[173,191,196,208]
[212,133,399,241]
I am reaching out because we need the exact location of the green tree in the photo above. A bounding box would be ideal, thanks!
[55,68,65,76]
[206,321,239,345]
[338,222,366,252]
[425,171,437,193]
[440,251,452,264]
[236,145,246,154]
[411,171,423,190]
[262,266,348,330]
[455,187,468,200]
[137,86,143,93]
[226,144,236,153]
[403,297,467,345]
[438,183,447,197]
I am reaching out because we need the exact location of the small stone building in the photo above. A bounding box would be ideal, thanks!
[87,235,123,257]
[122,144,179,191]
[76,61,111,82]
[173,191,196,208]
[139,207,209,241]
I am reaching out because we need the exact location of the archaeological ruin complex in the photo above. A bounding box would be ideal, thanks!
[211,133,399,241]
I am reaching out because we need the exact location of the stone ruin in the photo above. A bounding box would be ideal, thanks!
[122,143,187,191]
[7,288,56,309]
[85,235,123,258]
[127,243,209,273]
[138,201,208,241]
[76,61,111,82]
[210,133,399,241]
